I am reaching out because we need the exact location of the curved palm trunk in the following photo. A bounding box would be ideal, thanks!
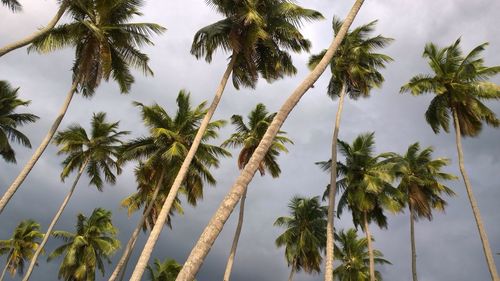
[0,1,68,57]
[324,83,347,281]
[0,253,13,281]
[222,187,248,281]
[363,212,375,281]
[452,109,499,281]
[128,55,237,281]
[0,82,78,215]
[409,203,418,281]
[108,170,166,281]
[173,2,365,280]
[22,158,88,281]
[288,266,295,281]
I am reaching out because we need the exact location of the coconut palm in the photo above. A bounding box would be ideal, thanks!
[174,2,366,280]
[275,196,327,281]
[333,228,390,281]
[308,18,392,281]
[0,81,39,163]
[221,103,292,281]
[1,0,21,12]
[401,38,500,280]
[146,258,182,281]
[47,208,120,281]
[22,112,127,281]
[0,220,43,281]
[0,0,165,214]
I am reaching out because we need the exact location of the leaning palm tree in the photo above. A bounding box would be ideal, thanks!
[0,81,39,163]
[0,0,165,214]
[22,112,128,281]
[1,0,21,12]
[173,2,366,280]
[146,258,183,281]
[0,220,43,281]
[221,103,292,281]
[275,196,327,281]
[401,38,500,280]
[308,18,392,281]
[47,208,120,281]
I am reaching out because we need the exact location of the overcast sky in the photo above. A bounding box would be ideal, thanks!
[1,0,500,281]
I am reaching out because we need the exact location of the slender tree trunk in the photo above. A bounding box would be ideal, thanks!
[222,187,248,281]
[409,203,418,281]
[0,1,68,57]
[22,158,88,281]
[174,2,365,281]
[288,266,295,281]
[128,55,237,281]
[452,109,499,281]
[0,81,78,214]
[363,212,375,281]
[324,83,347,281]
[108,170,166,281]
[0,253,13,281]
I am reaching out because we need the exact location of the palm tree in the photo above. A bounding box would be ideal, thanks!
[146,258,183,281]
[129,2,323,278]
[0,0,165,214]
[401,38,500,280]
[275,196,327,281]
[22,112,127,281]
[108,91,229,281]
[308,18,392,281]
[0,220,43,281]
[221,103,292,281]
[0,81,39,163]
[47,208,120,281]
[174,2,366,280]
[1,0,21,12]
[333,228,390,281]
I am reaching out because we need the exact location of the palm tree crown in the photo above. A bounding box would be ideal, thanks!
[146,258,183,281]
[1,0,21,12]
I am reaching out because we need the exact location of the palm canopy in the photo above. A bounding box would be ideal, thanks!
[400,38,500,137]
[0,219,43,277]
[191,0,323,89]
[1,0,21,12]
[274,196,327,274]
[0,81,39,163]
[333,228,390,281]
[222,103,292,177]
[146,258,183,281]
[53,112,129,190]
[308,17,393,99]
[28,0,165,96]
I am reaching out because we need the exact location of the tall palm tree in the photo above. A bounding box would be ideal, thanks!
[108,91,229,281]
[0,220,43,281]
[0,0,165,214]
[22,112,127,281]
[333,228,390,281]
[275,196,327,281]
[1,0,21,12]
[174,2,366,280]
[47,208,120,281]
[129,2,323,279]
[308,18,392,281]
[221,103,292,281]
[146,258,183,281]
[401,38,500,280]
[0,81,39,163]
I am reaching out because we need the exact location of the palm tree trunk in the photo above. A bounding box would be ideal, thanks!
[108,170,166,281]
[222,187,248,281]
[128,55,237,281]
[174,2,365,281]
[409,203,418,281]
[324,83,347,281]
[288,266,295,281]
[0,0,68,57]
[363,212,375,281]
[0,81,78,215]
[452,109,499,281]
[22,158,88,281]
[0,253,13,281]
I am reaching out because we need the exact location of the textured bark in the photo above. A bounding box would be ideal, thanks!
[128,55,237,281]
[363,212,375,281]
[452,109,499,281]
[222,187,248,281]
[0,82,78,214]
[174,2,365,280]
[409,203,418,281]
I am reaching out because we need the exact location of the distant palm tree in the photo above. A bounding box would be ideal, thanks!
[0,81,39,163]
[22,112,127,281]
[48,208,120,281]
[0,0,165,214]
[0,220,43,281]
[401,38,500,280]
[146,258,182,281]
[275,196,327,281]
[1,0,21,12]
[221,103,292,281]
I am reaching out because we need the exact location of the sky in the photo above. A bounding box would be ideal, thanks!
[1,0,500,281]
